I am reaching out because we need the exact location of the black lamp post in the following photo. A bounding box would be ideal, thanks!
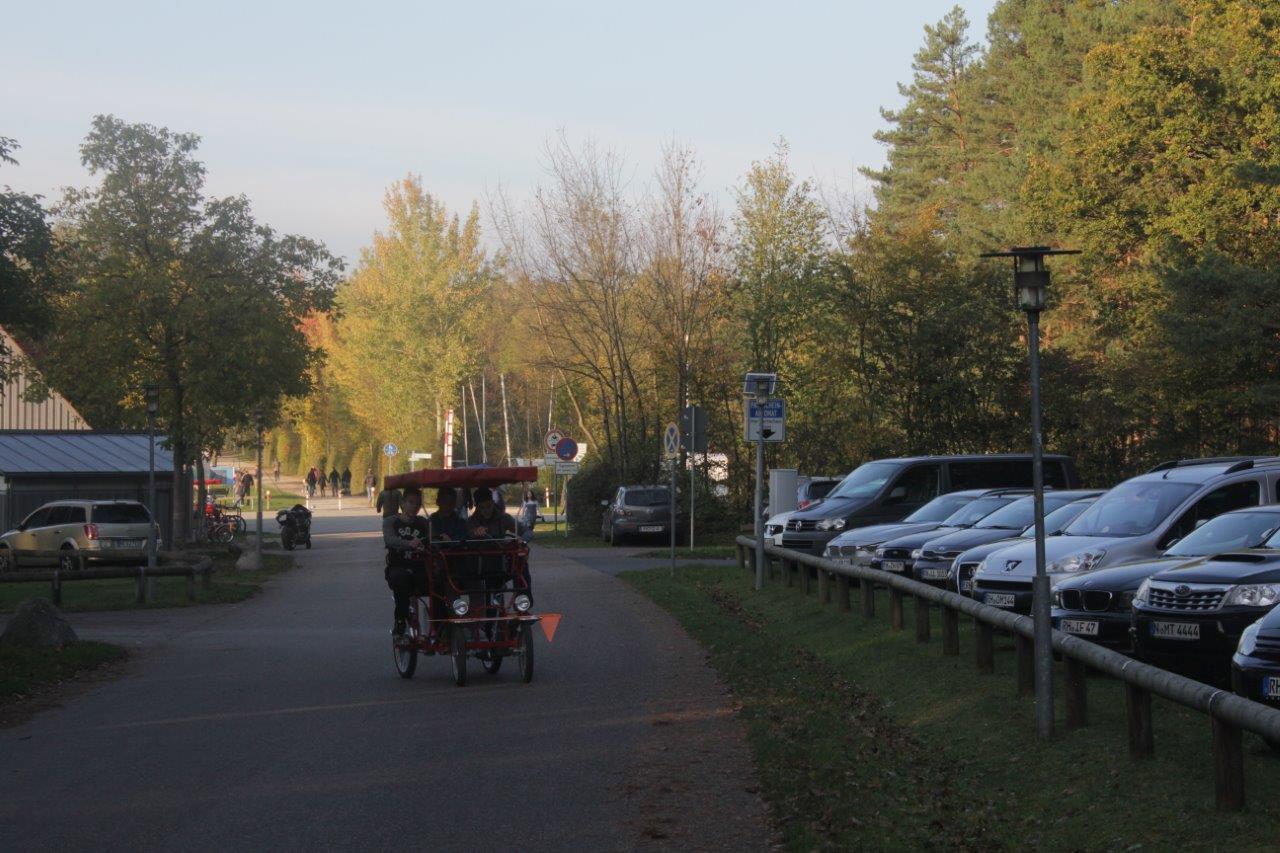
[254,408,265,567]
[143,385,160,574]
[981,245,1079,741]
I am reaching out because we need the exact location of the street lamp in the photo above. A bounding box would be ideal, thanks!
[981,245,1079,741]
[254,408,265,568]
[143,385,160,575]
[744,372,777,592]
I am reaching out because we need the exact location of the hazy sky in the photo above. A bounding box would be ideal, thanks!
[3,1,998,263]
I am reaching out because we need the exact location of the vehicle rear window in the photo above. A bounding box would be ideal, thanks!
[624,489,669,507]
[92,504,152,524]
[807,481,837,500]
[1065,481,1197,537]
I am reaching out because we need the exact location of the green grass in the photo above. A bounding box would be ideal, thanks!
[623,562,1280,851]
[530,530,608,548]
[0,551,295,613]
[632,545,736,560]
[0,641,127,701]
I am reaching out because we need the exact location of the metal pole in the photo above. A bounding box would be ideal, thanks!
[689,451,696,550]
[256,423,264,564]
[147,404,157,573]
[670,455,676,577]
[1029,310,1053,740]
[754,402,765,591]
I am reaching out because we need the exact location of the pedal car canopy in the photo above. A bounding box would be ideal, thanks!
[384,466,538,490]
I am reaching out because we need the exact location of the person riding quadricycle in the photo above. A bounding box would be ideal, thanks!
[382,466,547,686]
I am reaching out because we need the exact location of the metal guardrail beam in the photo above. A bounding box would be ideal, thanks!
[0,550,216,604]
[736,535,1277,812]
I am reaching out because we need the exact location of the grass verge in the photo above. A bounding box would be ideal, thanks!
[0,551,295,613]
[531,530,608,549]
[623,562,1280,850]
[631,545,736,560]
[0,641,127,702]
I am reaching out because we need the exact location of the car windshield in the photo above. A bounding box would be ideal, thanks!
[625,489,669,507]
[91,504,151,524]
[1165,511,1280,555]
[1064,481,1198,538]
[904,494,974,523]
[943,496,1013,527]
[976,496,1036,530]
[1021,500,1095,537]
[827,462,902,500]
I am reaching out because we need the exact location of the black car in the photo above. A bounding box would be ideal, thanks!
[601,485,678,545]
[1133,550,1280,679]
[1053,505,1280,651]
[870,490,1031,577]
[1231,608,1280,707]
[948,497,1100,596]
[911,490,1102,587]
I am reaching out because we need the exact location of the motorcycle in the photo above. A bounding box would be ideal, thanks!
[276,504,313,551]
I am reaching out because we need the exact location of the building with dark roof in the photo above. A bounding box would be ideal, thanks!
[1,326,91,431]
[0,431,176,545]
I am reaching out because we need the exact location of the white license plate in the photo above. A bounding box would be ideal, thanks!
[1151,621,1200,641]
[1061,619,1099,636]
[1263,677,1280,700]
[985,592,1016,608]
[960,579,974,592]
[882,560,905,573]
[920,567,949,580]
[639,525,663,533]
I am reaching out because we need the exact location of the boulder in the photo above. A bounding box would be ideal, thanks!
[0,598,79,648]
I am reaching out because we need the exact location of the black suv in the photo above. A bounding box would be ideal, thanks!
[601,486,679,545]
[780,454,1079,555]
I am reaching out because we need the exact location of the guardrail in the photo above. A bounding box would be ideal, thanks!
[1,550,216,604]
[735,535,1280,812]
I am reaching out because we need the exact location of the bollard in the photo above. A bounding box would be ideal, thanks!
[819,570,831,604]
[837,575,851,612]
[1212,716,1245,812]
[861,580,876,618]
[1125,682,1154,759]
[975,620,994,673]
[942,607,959,656]
[51,569,62,606]
[890,588,904,631]
[915,595,931,643]
[1065,658,1088,730]
[1016,634,1034,696]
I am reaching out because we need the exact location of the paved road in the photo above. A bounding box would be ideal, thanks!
[1,509,770,851]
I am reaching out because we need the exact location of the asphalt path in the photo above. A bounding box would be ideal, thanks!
[0,508,770,851]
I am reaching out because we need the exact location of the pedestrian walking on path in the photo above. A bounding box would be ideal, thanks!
[376,482,401,518]
[328,468,340,497]
[341,466,352,496]
[306,467,318,499]
[364,468,376,504]
[273,459,281,484]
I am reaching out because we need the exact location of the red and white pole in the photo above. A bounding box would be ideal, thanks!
[443,408,454,469]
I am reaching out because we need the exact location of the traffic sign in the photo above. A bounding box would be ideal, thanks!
[663,423,680,459]
[555,461,580,475]
[555,437,578,462]
[383,443,399,457]
[744,398,785,443]
[544,429,565,454]
[680,404,708,453]
[408,451,432,461]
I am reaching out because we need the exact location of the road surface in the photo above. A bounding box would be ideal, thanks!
[0,507,771,851]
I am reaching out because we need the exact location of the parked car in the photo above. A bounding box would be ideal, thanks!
[763,476,841,520]
[910,490,1103,587]
[764,510,794,546]
[1231,608,1280,707]
[0,500,159,573]
[781,454,1079,555]
[971,457,1279,613]
[869,489,1032,577]
[822,490,1000,567]
[601,485,679,545]
[1051,505,1280,651]
[949,496,1100,596]
[1133,548,1280,680]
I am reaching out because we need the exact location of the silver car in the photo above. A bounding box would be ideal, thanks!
[0,500,159,572]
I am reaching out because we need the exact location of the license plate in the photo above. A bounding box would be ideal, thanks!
[639,525,663,533]
[1263,677,1280,701]
[920,567,948,580]
[960,579,973,592]
[1061,619,1099,636]
[1151,621,1200,641]
[985,592,1016,608]
[882,560,905,573]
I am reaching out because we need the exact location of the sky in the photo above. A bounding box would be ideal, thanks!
[2,0,999,263]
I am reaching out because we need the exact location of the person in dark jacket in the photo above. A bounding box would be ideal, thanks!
[428,488,469,542]
[376,484,401,518]
[341,467,352,496]
[305,468,318,499]
[328,468,340,497]
[383,487,431,636]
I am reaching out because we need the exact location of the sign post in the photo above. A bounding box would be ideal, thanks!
[743,373,779,591]
[544,429,566,536]
[664,423,680,577]
[680,404,707,548]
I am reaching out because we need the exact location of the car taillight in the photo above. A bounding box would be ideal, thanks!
[84,523,99,540]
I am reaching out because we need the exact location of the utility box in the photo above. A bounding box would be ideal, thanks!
[769,468,798,515]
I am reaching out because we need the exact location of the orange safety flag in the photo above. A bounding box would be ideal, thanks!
[538,613,562,643]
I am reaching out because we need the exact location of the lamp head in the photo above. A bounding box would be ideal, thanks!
[980,246,1079,314]
[743,372,777,400]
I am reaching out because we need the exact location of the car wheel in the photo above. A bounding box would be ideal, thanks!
[609,525,624,547]
[59,545,79,572]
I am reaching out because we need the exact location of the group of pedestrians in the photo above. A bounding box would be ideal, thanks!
[304,466,353,499]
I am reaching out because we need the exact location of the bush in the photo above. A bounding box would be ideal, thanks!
[565,456,618,534]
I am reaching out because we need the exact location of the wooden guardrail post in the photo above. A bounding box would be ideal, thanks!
[889,588,904,631]
[202,564,213,590]
[915,595,931,643]
[801,563,812,595]
[817,569,830,603]
[1212,717,1245,812]
[975,619,994,673]
[861,580,875,618]
[837,575,851,612]
[135,568,146,604]
[1065,658,1088,730]
[1016,634,1034,696]
[942,607,959,656]
[51,569,62,606]
[783,558,794,588]
[736,543,746,571]
[186,568,197,602]
[1125,683,1155,759]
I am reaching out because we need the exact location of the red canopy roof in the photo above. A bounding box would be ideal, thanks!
[384,466,538,490]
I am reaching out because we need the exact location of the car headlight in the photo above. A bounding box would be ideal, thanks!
[1134,579,1152,606]
[975,557,990,577]
[823,545,836,558]
[816,517,847,532]
[1046,549,1107,575]
[451,597,470,616]
[513,594,532,613]
[874,547,887,558]
[1051,590,1063,607]
[1238,620,1262,657]
[910,549,923,560]
[1224,584,1280,608]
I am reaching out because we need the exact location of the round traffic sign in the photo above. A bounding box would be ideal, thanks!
[383,443,399,457]
[544,429,565,454]
[555,437,578,462]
